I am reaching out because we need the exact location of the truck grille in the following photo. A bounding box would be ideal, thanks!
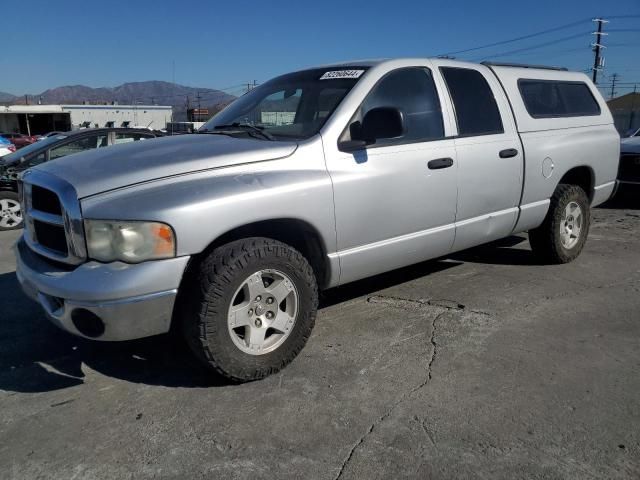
[21,170,86,265]
[32,185,63,215]
[618,153,640,183]
[33,220,69,255]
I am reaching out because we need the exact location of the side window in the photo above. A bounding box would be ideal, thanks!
[440,67,504,136]
[518,80,601,118]
[114,133,152,144]
[357,67,444,144]
[49,135,108,160]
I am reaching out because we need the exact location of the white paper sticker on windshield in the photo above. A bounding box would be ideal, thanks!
[320,70,365,80]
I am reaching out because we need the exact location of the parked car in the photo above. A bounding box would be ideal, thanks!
[36,131,64,141]
[0,132,37,149]
[622,126,640,138]
[15,59,619,382]
[617,136,640,189]
[0,136,16,157]
[0,127,164,231]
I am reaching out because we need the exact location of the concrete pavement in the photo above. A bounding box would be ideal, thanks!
[1,199,639,479]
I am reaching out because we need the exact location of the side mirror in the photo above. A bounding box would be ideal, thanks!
[361,107,405,142]
[338,107,405,152]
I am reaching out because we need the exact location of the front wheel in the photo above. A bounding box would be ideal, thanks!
[529,184,590,264]
[0,191,23,231]
[180,237,318,382]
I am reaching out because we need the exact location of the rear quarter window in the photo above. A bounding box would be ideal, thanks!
[518,80,601,118]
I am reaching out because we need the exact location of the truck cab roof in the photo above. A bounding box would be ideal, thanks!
[306,57,611,134]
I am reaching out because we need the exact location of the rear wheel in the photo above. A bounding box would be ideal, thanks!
[180,237,318,382]
[529,184,590,264]
[0,191,23,231]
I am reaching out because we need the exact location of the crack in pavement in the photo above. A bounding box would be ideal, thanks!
[427,311,444,381]
[367,293,490,316]
[334,297,450,479]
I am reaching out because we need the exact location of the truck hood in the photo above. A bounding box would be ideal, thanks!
[34,134,298,198]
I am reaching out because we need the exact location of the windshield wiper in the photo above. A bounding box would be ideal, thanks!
[209,123,275,141]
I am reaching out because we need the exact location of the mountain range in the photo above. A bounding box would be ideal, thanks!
[0,81,237,121]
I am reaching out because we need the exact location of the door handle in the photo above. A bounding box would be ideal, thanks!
[499,148,518,158]
[427,157,454,170]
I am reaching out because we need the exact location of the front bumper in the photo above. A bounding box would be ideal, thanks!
[14,237,190,341]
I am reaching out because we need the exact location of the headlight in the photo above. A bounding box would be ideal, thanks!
[84,220,176,263]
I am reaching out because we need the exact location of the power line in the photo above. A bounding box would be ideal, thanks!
[598,82,640,85]
[437,13,640,56]
[474,31,591,61]
[604,14,640,19]
[509,45,592,59]
[437,17,592,57]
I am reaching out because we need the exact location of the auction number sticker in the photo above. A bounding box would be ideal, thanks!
[320,70,365,80]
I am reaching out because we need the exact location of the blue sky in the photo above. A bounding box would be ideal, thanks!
[3,0,639,97]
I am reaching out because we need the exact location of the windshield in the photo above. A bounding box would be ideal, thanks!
[0,134,68,166]
[200,67,368,140]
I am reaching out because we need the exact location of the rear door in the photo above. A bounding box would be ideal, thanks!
[434,62,523,251]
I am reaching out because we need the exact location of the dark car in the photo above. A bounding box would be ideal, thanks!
[0,132,37,149]
[0,128,164,230]
[617,137,640,192]
[623,126,640,138]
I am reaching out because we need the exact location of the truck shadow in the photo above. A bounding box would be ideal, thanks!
[0,235,535,393]
[448,235,538,266]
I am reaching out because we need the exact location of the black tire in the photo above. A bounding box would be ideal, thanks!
[179,237,318,382]
[529,184,590,264]
[0,190,23,231]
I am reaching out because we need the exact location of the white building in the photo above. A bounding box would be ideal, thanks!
[0,104,173,135]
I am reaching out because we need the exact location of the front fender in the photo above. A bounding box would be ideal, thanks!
[80,149,336,260]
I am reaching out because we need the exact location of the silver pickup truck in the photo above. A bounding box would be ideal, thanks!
[15,58,619,381]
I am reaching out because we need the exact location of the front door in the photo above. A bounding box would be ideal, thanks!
[325,66,459,285]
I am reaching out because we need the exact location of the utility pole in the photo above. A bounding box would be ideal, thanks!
[245,81,258,94]
[591,18,609,84]
[170,60,175,135]
[630,84,638,131]
[609,73,619,99]
[196,91,202,121]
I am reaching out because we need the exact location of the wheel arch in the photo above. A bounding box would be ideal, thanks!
[185,218,332,290]
[557,165,595,202]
